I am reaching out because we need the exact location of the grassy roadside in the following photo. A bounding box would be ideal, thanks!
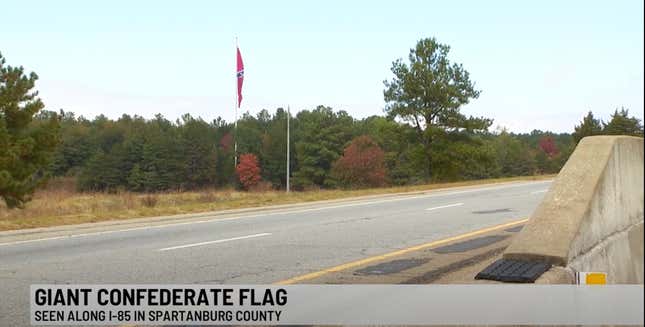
[0,175,554,232]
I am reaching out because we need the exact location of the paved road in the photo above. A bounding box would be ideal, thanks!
[0,180,551,325]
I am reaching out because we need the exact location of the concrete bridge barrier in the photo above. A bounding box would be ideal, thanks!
[503,136,643,284]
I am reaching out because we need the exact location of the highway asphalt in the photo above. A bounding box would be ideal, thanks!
[0,180,551,325]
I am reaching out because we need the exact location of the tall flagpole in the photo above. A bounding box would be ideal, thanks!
[286,106,290,193]
[234,36,238,169]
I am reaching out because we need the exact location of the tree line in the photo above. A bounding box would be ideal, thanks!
[47,107,576,193]
[2,38,644,208]
[572,109,644,143]
[30,104,645,196]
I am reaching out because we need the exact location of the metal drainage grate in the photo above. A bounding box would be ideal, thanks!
[475,258,551,283]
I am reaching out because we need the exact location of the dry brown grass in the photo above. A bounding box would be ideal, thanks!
[0,175,555,232]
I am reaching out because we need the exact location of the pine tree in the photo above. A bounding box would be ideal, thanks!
[177,114,217,189]
[292,106,354,188]
[260,108,291,188]
[384,38,490,181]
[603,108,644,137]
[572,111,603,144]
[0,52,60,208]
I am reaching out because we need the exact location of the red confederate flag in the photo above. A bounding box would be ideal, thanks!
[236,47,244,108]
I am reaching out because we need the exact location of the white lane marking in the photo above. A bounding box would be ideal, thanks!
[0,220,221,247]
[425,203,464,211]
[0,180,551,247]
[158,233,271,252]
[531,189,548,194]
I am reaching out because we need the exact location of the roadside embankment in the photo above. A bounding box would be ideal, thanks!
[504,136,644,283]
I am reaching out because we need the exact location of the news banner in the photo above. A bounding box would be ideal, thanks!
[30,284,643,325]
[33,287,285,324]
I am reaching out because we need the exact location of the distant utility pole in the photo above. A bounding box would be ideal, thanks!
[286,106,290,193]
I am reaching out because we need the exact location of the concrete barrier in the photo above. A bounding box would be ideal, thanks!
[504,136,644,284]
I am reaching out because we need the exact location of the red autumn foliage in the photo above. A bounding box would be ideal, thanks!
[236,153,262,190]
[538,136,559,157]
[332,135,387,188]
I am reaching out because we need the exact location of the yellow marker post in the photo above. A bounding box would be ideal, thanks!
[585,272,607,285]
[577,272,607,285]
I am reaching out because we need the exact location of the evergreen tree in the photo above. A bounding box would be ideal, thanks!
[236,112,264,156]
[292,106,354,188]
[177,114,217,189]
[213,117,235,187]
[603,108,644,137]
[260,108,292,188]
[139,115,182,191]
[383,37,490,181]
[127,163,146,191]
[50,110,94,176]
[572,111,603,144]
[0,52,60,208]
[492,130,536,177]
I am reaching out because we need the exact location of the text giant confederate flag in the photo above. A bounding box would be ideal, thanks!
[236,47,244,108]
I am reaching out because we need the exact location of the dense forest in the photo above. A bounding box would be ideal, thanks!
[44,107,572,192]
[39,105,642,195]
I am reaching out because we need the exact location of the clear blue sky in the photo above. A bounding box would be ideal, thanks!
[1,0,643,132]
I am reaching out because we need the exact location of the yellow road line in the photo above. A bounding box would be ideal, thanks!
[274,218,528,285]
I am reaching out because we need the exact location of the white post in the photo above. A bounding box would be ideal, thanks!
[286,105,290,193]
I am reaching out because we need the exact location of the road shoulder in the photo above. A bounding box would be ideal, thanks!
[275,219,528,285]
